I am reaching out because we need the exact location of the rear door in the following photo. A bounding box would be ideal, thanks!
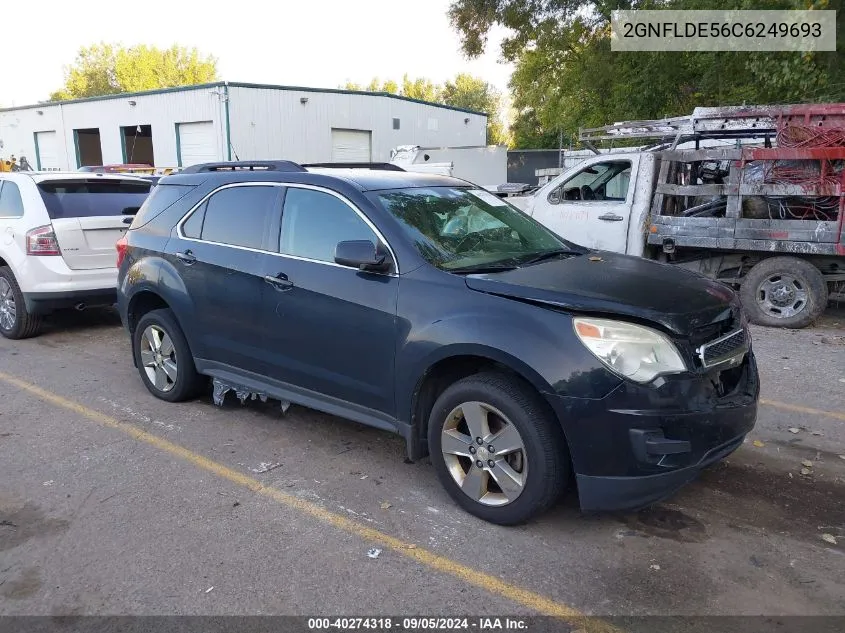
[167,183,283,374]
[37,178,152,270]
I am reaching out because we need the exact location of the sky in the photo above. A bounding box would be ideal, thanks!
[0,0,515,108]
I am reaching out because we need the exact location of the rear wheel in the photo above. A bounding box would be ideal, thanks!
[133,308,204,402]
[740,257,827,328]
[0,267,42,340]
[427,372,570,525]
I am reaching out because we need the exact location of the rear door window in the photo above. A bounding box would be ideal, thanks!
[197,185,280,250]
[37,179,152,219]
[0,181,25,218]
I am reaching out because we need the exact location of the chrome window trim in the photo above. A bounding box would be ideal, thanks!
[175,181,399,276]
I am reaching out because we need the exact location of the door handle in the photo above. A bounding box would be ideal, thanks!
[264,273,294,291]
[175,250,196,265]
[598,213,624,222]
[122,217,133,225]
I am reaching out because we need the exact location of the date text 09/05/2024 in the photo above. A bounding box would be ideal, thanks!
[307,617,529,630]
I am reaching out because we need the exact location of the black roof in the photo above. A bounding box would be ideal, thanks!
[161,163,471,191]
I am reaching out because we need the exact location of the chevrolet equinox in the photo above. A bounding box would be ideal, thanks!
[117,160,759,525]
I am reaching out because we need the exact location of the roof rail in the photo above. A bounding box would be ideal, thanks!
[179,160,306,174]
[302,162,405,171]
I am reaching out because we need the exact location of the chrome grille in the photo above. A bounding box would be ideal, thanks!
[696,329,748,368]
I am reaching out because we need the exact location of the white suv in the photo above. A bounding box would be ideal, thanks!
[0,172,152,339]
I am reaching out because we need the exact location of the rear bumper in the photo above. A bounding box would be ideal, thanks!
[23,289,117,315]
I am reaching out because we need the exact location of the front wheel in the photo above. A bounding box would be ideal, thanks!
[427,372,570,525]
[740,257,828,328]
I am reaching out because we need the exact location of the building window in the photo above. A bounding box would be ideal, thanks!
[393,118,400,130]
[74,128,103,167]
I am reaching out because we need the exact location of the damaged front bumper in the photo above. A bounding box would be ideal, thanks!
[546,351,760,513]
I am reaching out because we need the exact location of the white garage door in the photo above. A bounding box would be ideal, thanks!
[177,121,217,168]
[35,131,60,170]
[331,129,372,162]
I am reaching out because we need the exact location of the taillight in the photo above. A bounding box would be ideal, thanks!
[116,234,129,268]
[26,225,61,256]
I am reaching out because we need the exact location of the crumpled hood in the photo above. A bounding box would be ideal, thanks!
[463,251,739,336]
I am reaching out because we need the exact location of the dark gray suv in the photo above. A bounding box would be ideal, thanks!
[117,161,758,525]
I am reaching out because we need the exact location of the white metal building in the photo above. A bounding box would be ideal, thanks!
[0,81,488,171]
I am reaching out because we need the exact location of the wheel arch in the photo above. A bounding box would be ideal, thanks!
[404,345,561,461]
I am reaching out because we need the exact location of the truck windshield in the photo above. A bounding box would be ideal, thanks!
[371,186,583,271]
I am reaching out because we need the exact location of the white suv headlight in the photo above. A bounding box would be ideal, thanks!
[573,317,687,384]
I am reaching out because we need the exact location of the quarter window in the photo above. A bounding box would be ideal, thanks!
[191,185,279,250]
[0,181,25,218]
[279,188,379,263]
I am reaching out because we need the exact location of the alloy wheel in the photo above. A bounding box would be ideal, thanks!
[140,324,178,392]
[0,278,16,331]
[440,401,528,506]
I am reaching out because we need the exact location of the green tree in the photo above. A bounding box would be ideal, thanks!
[449,0,845,146]
[50,43,218,101]
[343,73,510,145]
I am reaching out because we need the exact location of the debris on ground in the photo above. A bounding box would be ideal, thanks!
[250,462,282,474]
[205,586,214,593]
[367,548,382,559]
[406,544,417,550]
[233,501,240,508]
[839,455,845,461]
[752,440,765,448]
[42,481,54,486]
[800,468,812,476]
[380,502,392,510]
[360,475,368,480]
[788,427,801,434]
[802,460,814,468]
[649,564,661,571]
[811,431,823,436]
[821,534,837,545]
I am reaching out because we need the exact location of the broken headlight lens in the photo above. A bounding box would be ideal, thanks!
[573,317,687,384]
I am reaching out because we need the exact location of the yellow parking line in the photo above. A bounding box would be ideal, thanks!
[760,399,845,422]
[0,370,619,632]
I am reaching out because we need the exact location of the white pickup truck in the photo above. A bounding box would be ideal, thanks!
[508,115,845,330]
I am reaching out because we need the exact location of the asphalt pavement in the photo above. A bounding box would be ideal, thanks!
[0,307,843,621]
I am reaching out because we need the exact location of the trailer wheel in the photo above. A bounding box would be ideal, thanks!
[740,257,828,328]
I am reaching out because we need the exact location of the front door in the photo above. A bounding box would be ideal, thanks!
[166,183,283,375]
[261,185,399,417]
[531,157,639,252]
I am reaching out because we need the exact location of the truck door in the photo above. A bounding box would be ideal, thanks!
[529,156,640,252]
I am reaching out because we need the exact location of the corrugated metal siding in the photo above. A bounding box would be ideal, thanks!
[227,86,487,162]
[0,84,486,170]
[0,87,224,170]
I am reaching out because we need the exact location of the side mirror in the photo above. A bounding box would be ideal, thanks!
[334,240,391,272]
[547,187,562,205]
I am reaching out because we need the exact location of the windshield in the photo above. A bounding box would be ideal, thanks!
[371,186,583,271]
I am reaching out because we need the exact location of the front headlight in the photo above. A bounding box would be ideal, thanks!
[573,317,687,384]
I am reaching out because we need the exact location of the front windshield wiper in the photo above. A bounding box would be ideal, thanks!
[446,263,520,275]
[516,248,578,267]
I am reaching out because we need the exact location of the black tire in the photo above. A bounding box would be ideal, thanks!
[133,308,205,402]
[740,257,828,329]
[427,371,570,525]
[0,266,42,340]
